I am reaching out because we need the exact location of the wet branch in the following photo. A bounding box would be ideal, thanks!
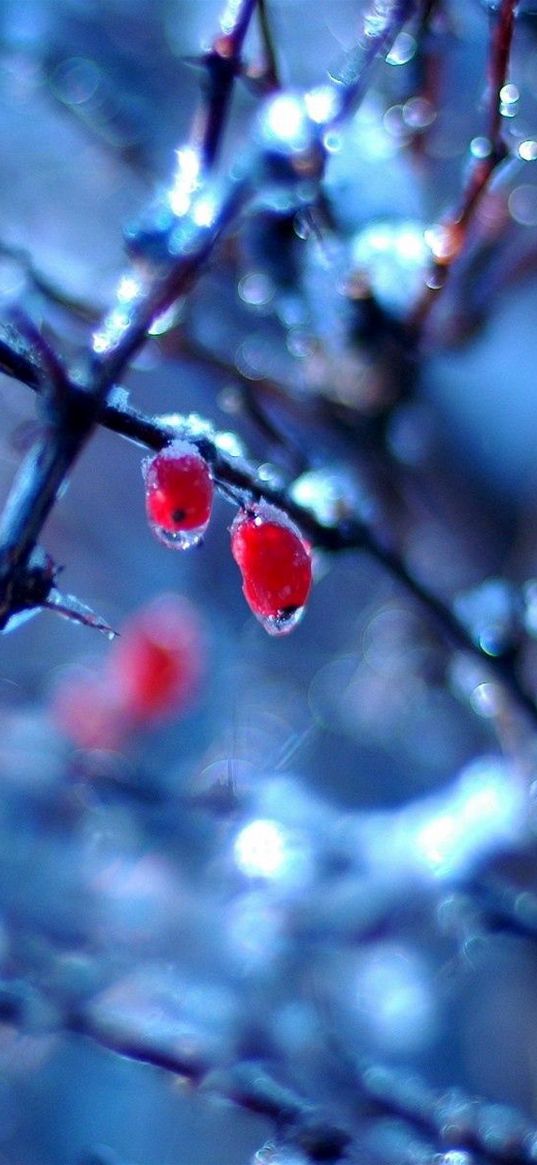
[1,322,536,727]
[191,0,258,170]
[413,0,518,329]
[0,0,256,630]
[255,0,280,91]
[0,0,422,635]
[329,0,418,122]
[357,1059,536,1165]
[59,1003,537,1165]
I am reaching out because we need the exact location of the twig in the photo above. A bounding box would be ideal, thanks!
[255,0,280,91]
[56,1000,537,1165]
[468,873,537,943]
[0,0,423,635]
[89,174,250,391]
[0,391,98,628]
[1,321,535,725]
[358,1060,536,1165]
[412,0,518,330]
[0,0,264,630]
[66,1007,208,1083]
[0,239,100,322]
[329,0,418,123]
[63,1010,353,1164]
[192,0,258,170]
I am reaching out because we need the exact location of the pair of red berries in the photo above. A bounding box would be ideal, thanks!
[143,441,312,634]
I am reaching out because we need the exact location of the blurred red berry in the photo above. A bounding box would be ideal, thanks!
[231,504,312,633]
[106,594,205,721]
[143,441,213,548]
[52,594,206,749]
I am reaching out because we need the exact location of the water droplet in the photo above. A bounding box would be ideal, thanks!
[149,521,208,550]
[258,606,305,636]
[386,30,416,65]
[50,56,101,107]
[519,139,537,162]
[323,129,341,154]
[470,135,492,160]
[403,97,436,131]
[238,271,274,308]
[500,82,519,105]
[454,578,522,656]
[257,462,285,489]
[508,184,537,226]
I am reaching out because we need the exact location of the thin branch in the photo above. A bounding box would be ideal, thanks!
[56,1000,537,1165]
[66,1007,208,1084]
[0,0,529,739]
[192,0,258,170]
[404,0,446,157]
[0,239,100,322]
[0,0,268,630]
[89,175,250,392]
[357,1059,536,1165]
[328,0,418,123]
[64,398,537,727]
[486,0,518,152]
[455,0,516,227]
[255,0,280,91]
[1,322,535,725]
[65,1009,353,1164]
[0,167,250,627]
[9,310,73,420]
[412,0,517,330]
[0,0,423,630]
[0,393,97,627]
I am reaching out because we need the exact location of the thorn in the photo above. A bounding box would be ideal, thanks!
[44,589,118,638]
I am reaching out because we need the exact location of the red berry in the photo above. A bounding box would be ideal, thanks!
[106,594,205,721]
[143,440,213,548]
[52,595,206,748]
[230,504,312,634]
